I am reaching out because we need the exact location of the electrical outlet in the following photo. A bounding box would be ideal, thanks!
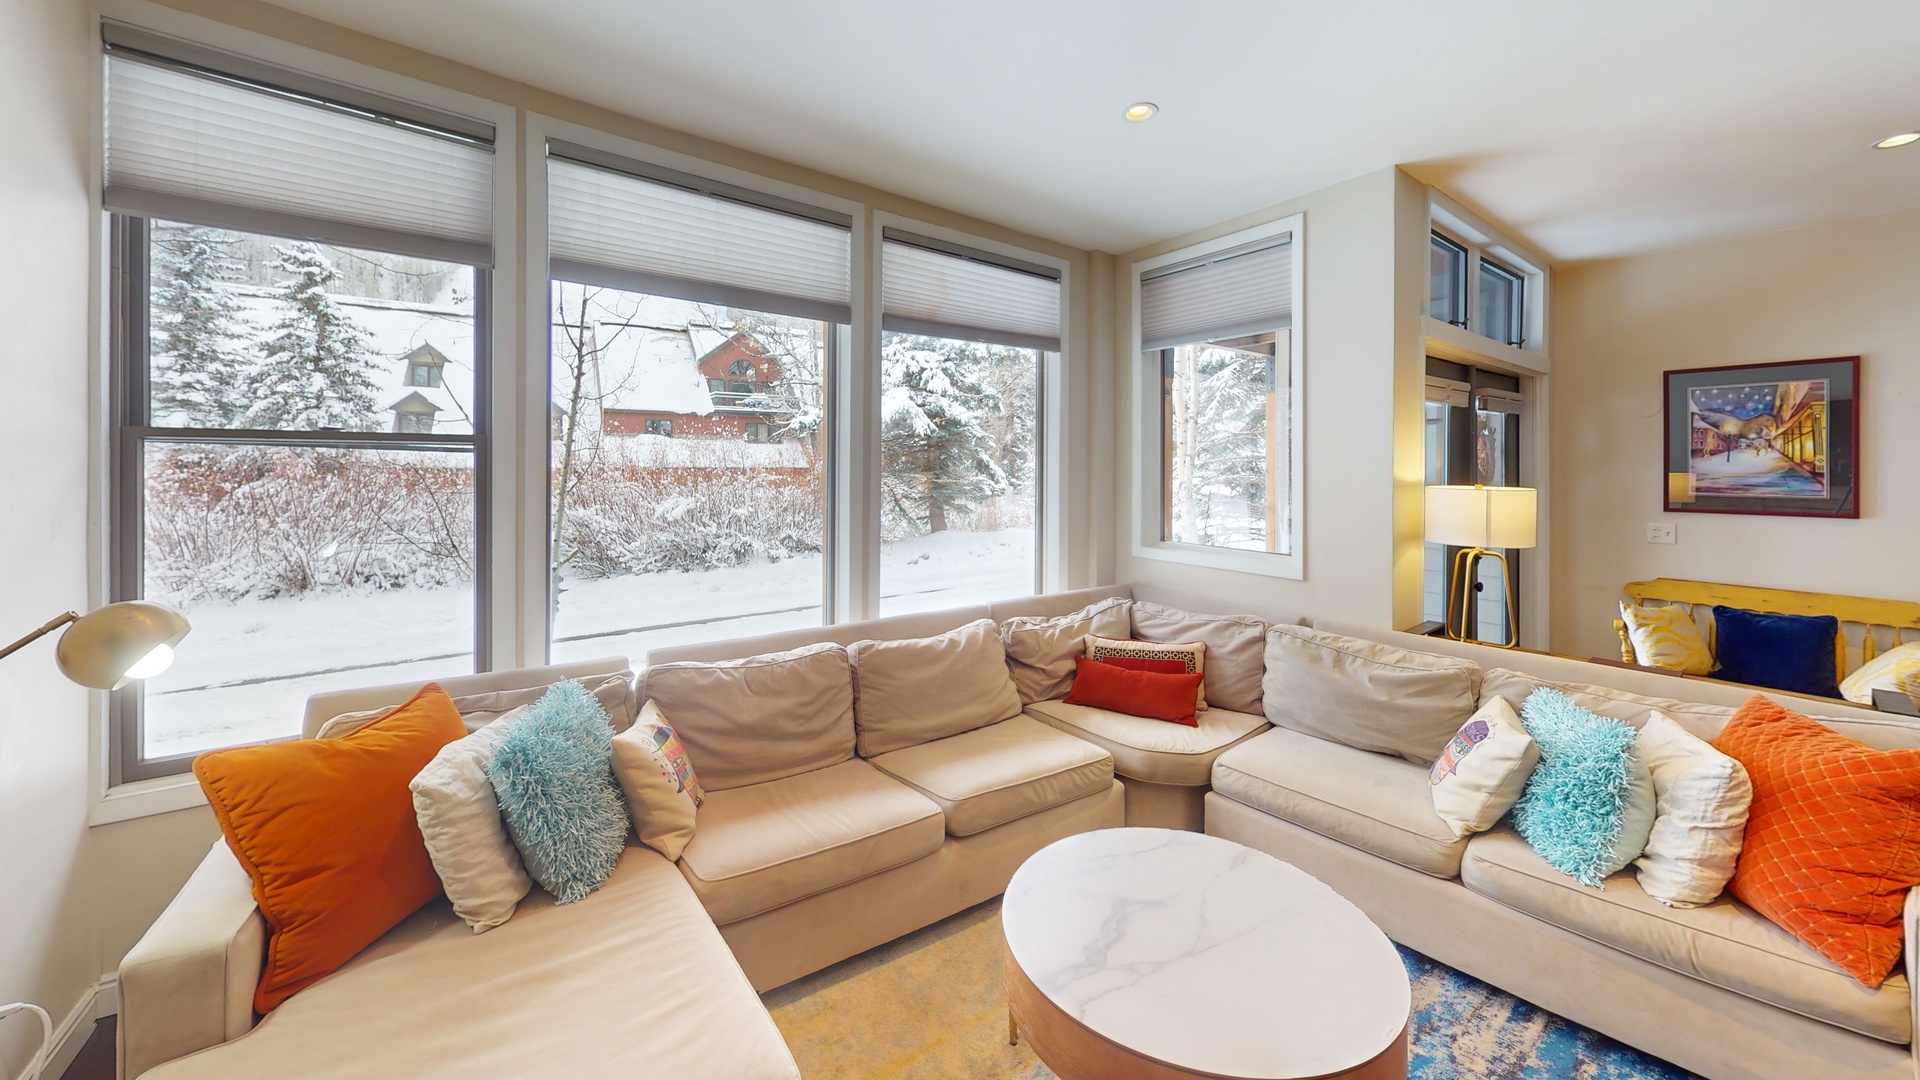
[1646,522,1677,545]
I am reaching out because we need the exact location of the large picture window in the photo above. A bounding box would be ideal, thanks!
[1137,223,1301,573]
[545,145,848,659]
[104,30,494,779]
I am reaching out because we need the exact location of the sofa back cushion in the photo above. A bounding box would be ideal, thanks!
[1262,624,1481,764]
[851,618,1023,756]
[640,642,855,791]
[1131,601,1266,715]
[999,596,1133,704]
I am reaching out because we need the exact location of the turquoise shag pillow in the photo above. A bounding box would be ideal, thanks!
[1511,688,1648,887]
[487,680,630,904]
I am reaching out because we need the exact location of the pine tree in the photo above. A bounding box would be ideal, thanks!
[1166,341,1272,546]
[244,243,382,430]
[880,336,1007,533]
[150,227,251,426]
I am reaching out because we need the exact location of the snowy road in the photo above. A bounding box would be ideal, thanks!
[143,528,1035,757]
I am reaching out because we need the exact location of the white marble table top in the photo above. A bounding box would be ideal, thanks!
[1003,828,1411,1080]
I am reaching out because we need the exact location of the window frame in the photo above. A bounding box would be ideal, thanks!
[1130,214,1305,580]
[1428,231,1468,327]
[1477,255,1526,349]
[108,214,493,783]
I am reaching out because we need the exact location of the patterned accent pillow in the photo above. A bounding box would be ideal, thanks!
[1839,642,1920,707]
[487,681,630,904]
[1084,634,1208,711]
[611,700,705,861]
[1715,695,1920,987]
[1619,602,1714,676]
[1428,696,1539,840]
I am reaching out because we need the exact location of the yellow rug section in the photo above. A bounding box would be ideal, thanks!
[761,899,1056,1080]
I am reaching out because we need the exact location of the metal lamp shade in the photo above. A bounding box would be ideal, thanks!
[1424,485,1538,550]
[54,601,190,690]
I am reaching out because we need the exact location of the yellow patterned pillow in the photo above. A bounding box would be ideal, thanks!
[1620,603,1714,676]
[1841,643,1920,706]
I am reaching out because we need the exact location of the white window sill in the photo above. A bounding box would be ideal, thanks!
[1131,540,1304,580]
[89,773,208,826]
[1422,317,1549,375]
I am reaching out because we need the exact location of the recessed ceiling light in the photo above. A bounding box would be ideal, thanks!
[1874,132,1920,149]
[1123,102,1158,123]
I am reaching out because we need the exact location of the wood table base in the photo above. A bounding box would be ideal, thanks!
[1006,945,1407,1080]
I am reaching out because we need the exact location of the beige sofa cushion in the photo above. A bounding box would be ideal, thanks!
[1461,826,1911,1044]
[1262,624,1481,764]
[999,596,1133,704]
[867,715,1113,836]
[850,619,1023,757]
[320,672,636,740]
[1024,699,1267,786]
[640,643,854,791]
[1131,601,1267,715]
[1212,726,1469,878]
[138,845,801,1080]
[678,759,944,925]
[1480,667,1737,741]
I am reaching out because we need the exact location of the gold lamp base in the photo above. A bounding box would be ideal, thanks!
[1443,547,1519,649]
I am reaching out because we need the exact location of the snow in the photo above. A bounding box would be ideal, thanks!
[143,528,1034,758]
[584,325,717,415]
[588,434,809,469]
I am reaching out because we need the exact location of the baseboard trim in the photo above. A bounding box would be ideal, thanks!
[40,976,114,1080]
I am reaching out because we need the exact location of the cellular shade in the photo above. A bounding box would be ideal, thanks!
[1141,236,1293,352]
[548,147,853,324]
[104,48,495,266]
[1424,485,1538,550]
[881,233,1061,352]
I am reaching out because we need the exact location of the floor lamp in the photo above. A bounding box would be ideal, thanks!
[0,601,189,1079]
[1425,485,1537,649]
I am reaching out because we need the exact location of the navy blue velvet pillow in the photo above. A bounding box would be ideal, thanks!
[1711,606,1841,699]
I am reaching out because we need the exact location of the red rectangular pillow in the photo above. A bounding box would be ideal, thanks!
[1063,656,1205,726]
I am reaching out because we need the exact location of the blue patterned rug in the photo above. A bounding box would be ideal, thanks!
[1401,945,1700,1079]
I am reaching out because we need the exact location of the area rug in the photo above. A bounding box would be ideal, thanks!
[762,898,1700,1080]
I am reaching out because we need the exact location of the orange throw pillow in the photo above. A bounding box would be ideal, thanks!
[193,683,467,1012]
[1063,656,1205,726]
[1714,694,1920,987]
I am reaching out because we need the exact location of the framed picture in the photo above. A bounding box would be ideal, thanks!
[1664,356,1859,518]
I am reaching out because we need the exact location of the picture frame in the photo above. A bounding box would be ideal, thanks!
[1663,356,1860,519]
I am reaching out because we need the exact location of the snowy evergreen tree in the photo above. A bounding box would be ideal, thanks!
[1166,340,1274,547]
[244,243,382,430]
[880,335,1007,533]
[151,227,251,426]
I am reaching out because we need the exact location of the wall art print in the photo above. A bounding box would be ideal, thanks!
[1663,357,1859,519]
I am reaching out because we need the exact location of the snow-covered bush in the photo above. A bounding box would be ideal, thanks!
[145,446,475,602]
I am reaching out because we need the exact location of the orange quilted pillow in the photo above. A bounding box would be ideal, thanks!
[193,683,466,1012]
[1714,695,1920,986]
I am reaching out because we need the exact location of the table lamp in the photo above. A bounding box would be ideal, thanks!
[0,600,190,689]
[1424,485,1537,648]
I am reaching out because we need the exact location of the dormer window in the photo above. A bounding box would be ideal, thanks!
[408,360,442,387]
[396,412,435,434]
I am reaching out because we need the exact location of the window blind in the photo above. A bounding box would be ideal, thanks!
[103,44,495,266]
[1140,236,1293,352]
[880,233,1061,352]
[547,145,853,324]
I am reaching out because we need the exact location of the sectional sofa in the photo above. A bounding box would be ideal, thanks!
[117,585,1920,1080]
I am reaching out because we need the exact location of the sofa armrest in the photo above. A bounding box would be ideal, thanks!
[1907,888,1920,1077]
[118,840,264,1080]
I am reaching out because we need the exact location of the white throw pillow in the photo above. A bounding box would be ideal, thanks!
[409,706,535,933]
[1839,642,1920,707]
[1428,696,1540,839]
[1632,711,1753,907]
[611,700,705,861]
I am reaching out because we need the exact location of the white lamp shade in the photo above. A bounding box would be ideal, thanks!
[1424,485,1537,549]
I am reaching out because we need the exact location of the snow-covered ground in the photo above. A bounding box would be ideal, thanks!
[143,527,1034,758]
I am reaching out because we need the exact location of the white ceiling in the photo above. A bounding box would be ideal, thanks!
[265,0,1920,261]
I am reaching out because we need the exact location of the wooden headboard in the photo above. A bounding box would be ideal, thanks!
[1615,578,1920,683]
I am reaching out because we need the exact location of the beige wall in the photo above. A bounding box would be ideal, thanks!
[0,0,99,1071]
[1109,166,1431,628]
[1551,203,1920,660]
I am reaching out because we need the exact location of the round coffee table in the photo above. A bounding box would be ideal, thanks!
[1003,828,1410,1080]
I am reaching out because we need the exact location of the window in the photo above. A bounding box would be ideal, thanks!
[878,232,1055,615]
[104,28,493,779]
[545,143,848,660]
[1422,360,1526,640]
[1479,257,1525,348]
[1137,222,1302,574]
[408,361,443,387]
[1429,232,1467,326]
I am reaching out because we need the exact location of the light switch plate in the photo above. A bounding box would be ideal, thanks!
[1646,522,1677,545]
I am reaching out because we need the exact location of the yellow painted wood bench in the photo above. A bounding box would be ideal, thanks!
[1615,578,1920,686]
